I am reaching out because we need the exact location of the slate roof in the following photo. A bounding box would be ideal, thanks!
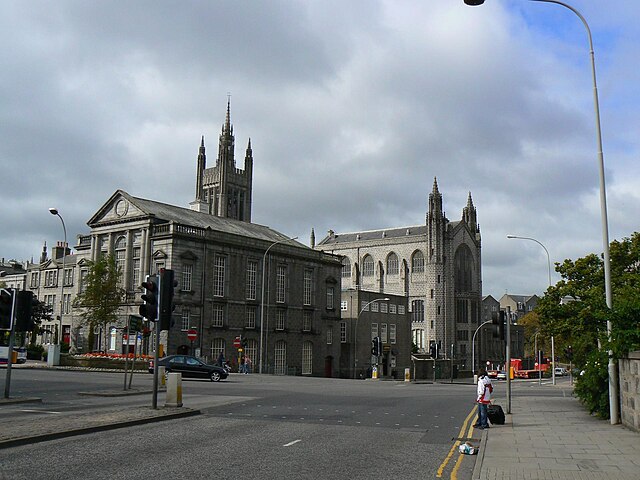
[317,221,461,246]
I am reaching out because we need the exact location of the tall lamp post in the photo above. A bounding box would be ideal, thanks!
[507,234,555,385]
[49,208,67,347]
[472,320,492,376]
[353,297,389,379]
[259,236,298,374]
[465,0,617,425]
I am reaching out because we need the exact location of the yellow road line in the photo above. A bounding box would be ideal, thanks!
[436,406,477,478]
[450,419,477,479]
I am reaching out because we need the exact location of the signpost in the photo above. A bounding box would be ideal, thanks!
[187,328,197,355]
[233,336,241,348]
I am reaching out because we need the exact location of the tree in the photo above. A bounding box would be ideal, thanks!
[72,254,125,352]
[536,232,640,418]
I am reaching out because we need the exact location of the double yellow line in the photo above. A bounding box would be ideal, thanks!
[436,406,477,479]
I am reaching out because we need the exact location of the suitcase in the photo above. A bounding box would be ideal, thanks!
[487,404,505,425]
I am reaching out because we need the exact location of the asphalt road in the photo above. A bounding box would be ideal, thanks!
[1,369,483,480]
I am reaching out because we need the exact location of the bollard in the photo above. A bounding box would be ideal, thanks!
[404,367,410,382]
[372,366,378,379]
[159,366,166,387]
[165,372,183,408]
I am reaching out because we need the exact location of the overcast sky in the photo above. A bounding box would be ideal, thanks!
[1,0,638,299]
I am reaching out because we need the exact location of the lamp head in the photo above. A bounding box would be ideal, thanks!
[49,208,59,215]
[384,298,390,301]
[464,0,485,5]
[506,235,516,239]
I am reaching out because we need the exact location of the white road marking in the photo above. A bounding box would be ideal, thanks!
[283,439,302,447]
[20,409,61,414]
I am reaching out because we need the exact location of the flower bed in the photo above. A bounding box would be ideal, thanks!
[61,353,151,370]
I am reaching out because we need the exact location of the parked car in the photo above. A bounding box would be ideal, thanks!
[149,355,228,382]
[496,370,507,380]
[554,367,568,377]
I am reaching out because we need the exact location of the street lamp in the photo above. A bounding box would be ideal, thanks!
[507,235,552,288]
[472,320,492,376]
[259,235,298,374]
[465,0,616,426]
[49,208,67,346]
[507,234,556,385]
[353,297,389,379]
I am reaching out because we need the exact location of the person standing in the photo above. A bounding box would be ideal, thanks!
[476,368,493,429]
[217,350,225,367]
[244,355,252,374]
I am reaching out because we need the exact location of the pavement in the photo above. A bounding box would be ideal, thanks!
[473,382,640,480]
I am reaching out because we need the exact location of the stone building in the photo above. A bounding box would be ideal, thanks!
[315,179,482,370]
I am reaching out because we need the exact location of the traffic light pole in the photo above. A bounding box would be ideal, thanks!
[152,273,162,410]
[3,288,17,399]
[506,307,511,415]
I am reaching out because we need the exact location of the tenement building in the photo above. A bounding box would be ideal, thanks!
[315,179,482,370]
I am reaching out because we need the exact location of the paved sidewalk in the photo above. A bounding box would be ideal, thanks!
[475,387,639,480]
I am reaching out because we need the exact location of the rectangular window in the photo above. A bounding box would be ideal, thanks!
[340,321,347,343]
[390,324,397,344]
[212,304,224,327]
[63,294,71,314]
[437,306,441,315]
[245,306,256,329]
[154,262,165,274]
[213,255,225,297]
[63,268,74,286]
[326,325,333,345]
[430,289,434,299]
[181,308,190,331]
[80,270,88,293]
[371,302,379,313]
[131,247,141,288]
[245,260,257,300]
[45,270,57,287]
[457,329,469,341]
[303,269,312,305]
[380,303,388,313]
[381,323,388,343]
[276,309,286,330]
[360,301,369,312]
[303,311,312,332]
[182,264,193,292]
[276,265,286,303]
[30,272,39,288]
[340,300,348,311]
[389,304,397,314]
[371,323,378,339]
[326,286,334,310]
[398,305,405,315]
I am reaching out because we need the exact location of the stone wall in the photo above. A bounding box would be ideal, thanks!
[619,350,640,432]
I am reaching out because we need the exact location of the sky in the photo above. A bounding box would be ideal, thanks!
[1,0,638,299]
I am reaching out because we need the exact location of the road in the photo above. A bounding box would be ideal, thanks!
[0,368,485,480]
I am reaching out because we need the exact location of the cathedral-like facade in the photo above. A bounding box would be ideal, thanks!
[315,179,482,369]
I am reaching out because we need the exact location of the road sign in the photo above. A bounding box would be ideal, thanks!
[187,329,197,341]
[233,336,241,348]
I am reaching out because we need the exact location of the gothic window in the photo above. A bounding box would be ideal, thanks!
[411,300,424,323]
[454,245,474,292]
[362,255,374,277]
[411,250,425,273]
[386,253,399,275]
[341,257,351,278]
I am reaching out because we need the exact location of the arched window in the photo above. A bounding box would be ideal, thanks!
[341,257,351,278]
[274,340,287,375]
[386,253,399,275]
[362,255,374,277]
[302,341,313,375]
[411,300,425,323]
[454,245,474,292]
[411,250,425,273]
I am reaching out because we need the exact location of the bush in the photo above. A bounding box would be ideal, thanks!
[27,344,45,360]
[573,348,610,419]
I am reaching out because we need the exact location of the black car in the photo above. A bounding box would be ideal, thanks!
[151,355,228,382]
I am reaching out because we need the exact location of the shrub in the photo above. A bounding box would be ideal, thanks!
[573,348,610,419]
[27,343,45,360]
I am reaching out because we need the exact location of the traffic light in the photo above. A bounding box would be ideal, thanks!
[498,311,506,342]
[241,336,248,349]
[429,341,437,358]
[0,289,14,331]
[15,290,36,332]
[566,345,573,361]
[371,336,381,356]
[139,275,158,321]
[159,268,177,331]
[491,311,499,339]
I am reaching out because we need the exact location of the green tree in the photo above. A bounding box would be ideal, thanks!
[72,254,125,352]
[536,232,640,417]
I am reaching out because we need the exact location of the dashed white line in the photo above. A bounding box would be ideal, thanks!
[283,439,302,447]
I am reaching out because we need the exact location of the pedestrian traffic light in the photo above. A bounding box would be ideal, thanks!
[0,289,14,330]
[159,268,177,331]
[15,290,36,332]
[139,275,158,321]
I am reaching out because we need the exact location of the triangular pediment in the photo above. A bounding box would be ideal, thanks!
[179,250,198,261]
[152,249,167,260]
[87,190,153,227]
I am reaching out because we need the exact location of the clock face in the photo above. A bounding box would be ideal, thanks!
[115,199,129,217]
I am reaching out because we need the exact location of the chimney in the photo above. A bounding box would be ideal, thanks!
[52,241,71,260]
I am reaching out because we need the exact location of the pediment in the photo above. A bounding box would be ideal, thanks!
[87,190,150,227]
[152,249,167,260]
[179,250,198,261]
